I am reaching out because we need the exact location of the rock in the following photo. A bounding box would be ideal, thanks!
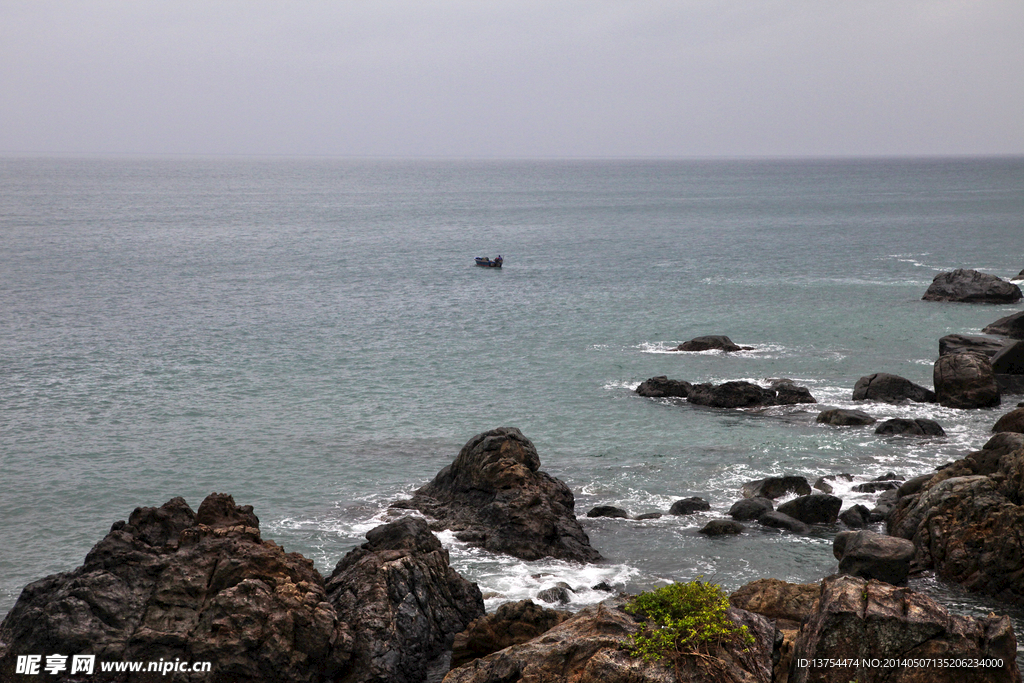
[934,351,1001,408]
[897,474,934,498]
[0,494,355,683]
[939,333,1008,358]
[994,408,1024,433]
[728,497,773,521]
[443,598,775,683]
[770,379,818,404]
[676,335,745,352]
[992,340,1024,375]
[839,504,871,528]
[852,373,936,403]
[998,374,1024,394]
[815,408,876,426]
[790,575,1020,683]
[812,477,833,494]
[586,505,629,518]
[688,380,778,408]
[757,511,811,534]
[777,494,842,525]
[325,516,485,683]
[449,599,570,669]
[852,481,899,493]
[536,585,574,605]
[1015,269,1024,281]
[393,427,601,563]
[635,376,692,398]
[833,530,915,585]
[983,311,1024,339]
[729,578,821,626]
[874,418,945,436]
[922,268,1023,303]
[633,512,662,520]
[700,519,744,536]
[742,476,812,499]
[668,497,710,515]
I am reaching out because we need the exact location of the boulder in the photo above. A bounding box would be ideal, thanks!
[634,512,662,520]
[852,373,936,403]
[675,335,747,352]
[777,494,842,525]
[994,408,1024,433]
[838,504,871,528]
[833,530,915,585]
[586,505,629,519]
[812,477,833,494]
[816,408,876,426]
[536,585,574,605]
[770,379,818,404]
[0,494,355,683]
[325,516,485,683]
[450,600,570,669]
[874,418,945,437]
[742,476,811,499]
[934,351,1000,408]
[635,376,692,398]
[700,519,744,536]
[790,575,1019,683]
[392,427,601,562]
[442,598,775,683]
[939,334,1008,358]
[983,311,1024,339]
[757,511,810,534]
[1015,269,1024,281]
[922,268,1023,303]
[668,497,711,515]
[998,374,1024,394]
[852,480,900,493]
[729,578,820,627]
[897,474,934,498]
[992,341,1024,374]
[687,381,778,408]
[728,497,773,521]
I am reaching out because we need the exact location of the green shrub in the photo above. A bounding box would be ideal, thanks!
[623,579,754,677]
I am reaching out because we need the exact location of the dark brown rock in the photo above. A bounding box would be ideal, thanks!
[934,351,1001,408]
[833,530,915,585]
[939,334,1008,358]
[984,311,1024,339]
[0,494,354,683]
[676,335,744,352]
[687,380,778,408]
[922,268,1023,303]
[838,504,871,528]
[790,575,1020,683]
[449,599,570,669]
[728,497,773,520]
[816,408,876,426]
[994,408,1024,433]
[874,418,945,437]
[758,511,811,534]
[742,476,811,499]
[443,598,775,683]
[992,340,1024,375]
[586,505,629,518]
[852,480,901,493]
[770,380,818,404]
[777,494,842,525]
[998,374,1024,394]
[668,497,710,515]
[393,427,601,563]
[700,519,744,535]
[852,373,936,403]
[635,376,692,398]
[729,578,820,626]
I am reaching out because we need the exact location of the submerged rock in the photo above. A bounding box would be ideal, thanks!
[983,311,1024,339]
[700,519,744,536]
[874,418,945,437]
[816,408,876,426]
[852,373,936,403]
[393,427,601,563]
[757,511,810,534]
[635,375,692,398]
[934,351,1000,408]
[922,268,1023,303]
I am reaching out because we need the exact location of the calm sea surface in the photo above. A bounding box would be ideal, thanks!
[2,156,1023,629]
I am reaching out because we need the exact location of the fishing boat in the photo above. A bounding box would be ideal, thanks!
[475,255,503,268]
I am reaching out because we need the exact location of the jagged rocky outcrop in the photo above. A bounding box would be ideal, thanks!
[874,417,945,437]
[449,599,570,669]
[939,334,1008,358]
[442,598,775,683]
[674,335,750,352]
[0,494,354,683]
[688,380,815,408]
[852,373,935,403]
[887,435,1024,604]
[984,311,1024,339]
[816,408,876,426]
[635,376,692,398]
[922,268,1023,304]
[325,516,485,683]
[790,576,1019,683]
[392,427,601,563]
[934,351,1000,408]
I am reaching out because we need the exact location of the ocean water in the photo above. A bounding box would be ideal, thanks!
[2,156,1023,628]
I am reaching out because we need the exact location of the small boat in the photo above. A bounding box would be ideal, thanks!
[475,255,503,268]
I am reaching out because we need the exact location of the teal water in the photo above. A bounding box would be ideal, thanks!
[2,156,1023,623]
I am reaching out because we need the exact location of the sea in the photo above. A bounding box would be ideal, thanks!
[2,156,1023,636]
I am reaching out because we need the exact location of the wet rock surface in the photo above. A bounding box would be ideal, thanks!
[700,519,744,536]
[742,476,811,500]
[635,376,692,398]
[675,335,748,352]
[816,408,876,426]
[939,334,1008,358]
[729,497,774,520]
[852,373,936,403]
[668,497,710,515]
[833,530,915,585]
[994,408,1024,433]
[922,268,1023,304]
[777,494,842,525]
[984,311,1024,339]
[934,351,1001,408]
[393,427,601,563]
[874,417,945,436]
[449,599,569,669]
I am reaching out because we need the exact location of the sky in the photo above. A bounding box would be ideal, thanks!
[1,1,1022,158]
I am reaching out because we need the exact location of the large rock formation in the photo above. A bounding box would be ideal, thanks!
[688,381,815,408]
[790,575,1019,683]
[0,494,354,683]
[934,351,1000,408]
[442,598,775,683]
[983,311,1024,339]
[675,335,749,352]
[449,599,569,669]
[325,516,485,683]
[922,268,1023,303]
[939,334,1008,358]
[852,373,935,403]
[833,530,915,585]
[392,427,601,563]
[635,376,692,398]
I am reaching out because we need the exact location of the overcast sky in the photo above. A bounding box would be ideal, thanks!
[2,1,1022,158]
